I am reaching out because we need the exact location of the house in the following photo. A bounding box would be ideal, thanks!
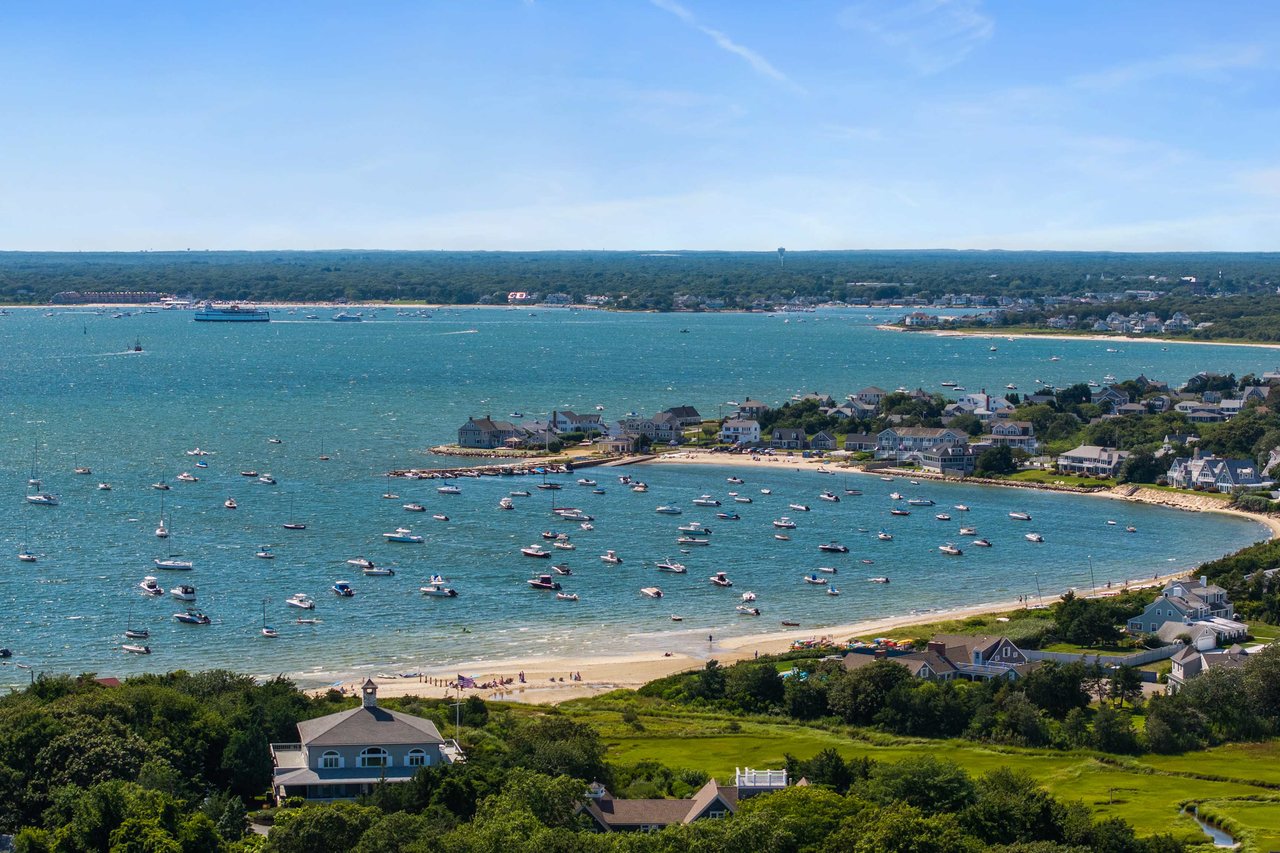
[876,427,967,461]
[619,413,683,445]
[735,399,770,419]
[984,421,1038,454]
[843,433,877,452]
[796,392,835,407]
[770,427,807,450]
[270,680,462,803]
[582,769,787,833]
[720,419,760,445]
[1057,445,1129,477]
[919,444,977,476]
[597,435,640,454]
[1091,387,1130,410]
[1166,452,1273,492]
[809,430,837,451]
[843,635,1031,682]
[1127,575,1237,635]
[549,410,604,435]
[854,386,887,408]
[1168,645,1250,692]
[663,406,703,427]
[458,417,522,449]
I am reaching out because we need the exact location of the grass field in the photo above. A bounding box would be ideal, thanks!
[1007,470,1115,488]
[571,705,1280,846]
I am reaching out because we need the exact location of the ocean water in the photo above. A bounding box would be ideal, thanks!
[0,306,1272,687]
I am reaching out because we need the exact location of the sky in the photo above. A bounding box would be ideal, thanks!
[1,1,1278,252]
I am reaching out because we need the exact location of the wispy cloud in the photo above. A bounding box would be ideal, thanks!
[1070,45,1266,90]
[649,0,804,93]
[839,0,993,75]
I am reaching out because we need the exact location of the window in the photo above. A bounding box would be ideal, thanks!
[407,748,427,767]
[359,747,390,768]
[321,751,341,769]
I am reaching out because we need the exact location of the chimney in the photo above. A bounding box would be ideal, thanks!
[361,678,378,709]
[927,641,947,655]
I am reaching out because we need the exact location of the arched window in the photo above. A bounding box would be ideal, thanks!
[407,748,427,767]
[359,747,389,768]
[320,750,341,769]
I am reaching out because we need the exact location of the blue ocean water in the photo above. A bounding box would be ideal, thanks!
[0,306,1271,687]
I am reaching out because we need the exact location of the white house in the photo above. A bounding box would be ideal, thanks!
[720,419,760,445]
[1057,445,1129,477]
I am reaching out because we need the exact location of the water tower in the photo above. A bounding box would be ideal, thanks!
[777,247,786,268]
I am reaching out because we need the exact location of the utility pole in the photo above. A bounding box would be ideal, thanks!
[1089,554,1096,595]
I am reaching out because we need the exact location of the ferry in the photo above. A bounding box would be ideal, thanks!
[194,304,270,322]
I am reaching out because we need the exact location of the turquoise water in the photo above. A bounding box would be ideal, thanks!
[0,307,1271,687]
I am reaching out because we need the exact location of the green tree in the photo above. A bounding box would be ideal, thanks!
[265,802,382,853]
[864,755,976,815]
[975,446,1018,476]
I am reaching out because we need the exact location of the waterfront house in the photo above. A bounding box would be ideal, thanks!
[843,635,1031,682]
[619,413,684,445]
[270,680,462,803]
[1166,452,1272,492]
[720,419,760,445]
[984,421,1039,454]
[809,430,837,451]
[582,769,788,833]
[598,435,640,454]
[843,433,877,452]
[549,410,604,435]
[663,406,703,427]
[1091,387,1130,411]
[1168,645,1250,693]
[770,428,807,450]
[458,417,522,449]
[919,444,977,476]
[854,386,887,408]
[875,427,967,462]
[735,399,770,419]
[1057,445,1129,477]
[1127,575,1238,636]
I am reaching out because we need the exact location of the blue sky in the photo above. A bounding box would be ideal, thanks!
[1,1,1278,251]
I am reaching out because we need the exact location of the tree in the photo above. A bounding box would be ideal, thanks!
[724,663,783,712]
[1243,643,1280,718]
[962,768,1068,845]
[949,414,984,437]
[510,715,608,783]
[1116,451,1164,484]
[1107,666,1143,708]
[1019,662,1090,719]
[1090,705,1140,754]
[975,446,1018,476]
[827,661,913,724]
[265,802,381,853]
[864,756,976,815]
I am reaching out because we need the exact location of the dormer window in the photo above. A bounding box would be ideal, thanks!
[359,747,390,768]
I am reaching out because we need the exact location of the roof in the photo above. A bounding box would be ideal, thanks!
[665,406,700,418]
[723,418,759,428]
[296,705,446,748]
[1061,445,1127,461]
[585,779,737,829]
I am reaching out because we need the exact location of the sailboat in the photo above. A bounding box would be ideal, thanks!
[154,514,193,570]
[17,524,36,562]
[124,602,149,640]
[25,439,58,505]
[155,495,169,538]
[282,495,306,530]
[261,599,279,638]
[318,440,330,461]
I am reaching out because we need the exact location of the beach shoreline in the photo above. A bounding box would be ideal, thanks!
[875,324,1280,351]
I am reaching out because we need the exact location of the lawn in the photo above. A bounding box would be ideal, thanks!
[1040,641,1136,656]
[1008,470,1115,488]
[582,706,1280,845]
[1247,621,1280,643]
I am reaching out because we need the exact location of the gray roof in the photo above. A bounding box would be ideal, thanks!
[297,705,445,748]
[585,779,736,829]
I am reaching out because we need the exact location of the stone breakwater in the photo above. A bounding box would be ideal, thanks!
[873,467,1106,494]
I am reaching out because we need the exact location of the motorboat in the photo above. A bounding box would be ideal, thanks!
[760,488,772,495]
[676,536,711,546]
[1126,526,1137,533]
[97,482,112,491]
[347,556,375,569]
[554,508,593,521]
[670,614,683,621]
[403,503,426,512]
[600,550,623,564]
[170,584,196,601]
[817,566,838,575]
[528,574,561,591]
[958,526,977,536]
[889,509,910,516]
[678,523,711,534]
[498,497,515,510]
[907,498,934,506]
[384,529,424,543]
[25,493,59,506]
[727,477,744,485]
[716,512,740,520]
[935,513,951,521]
[556,592,579,601]
[1006,384,1017,390]
[124,627,149,640]
[591,487,606,494]
[437,485,462,495]
[861,558,874,564]
[195,461,208,468]
[510,490,531,497]
[631,484,648,493]
[640,587,663,599]
[154,557,194,570]
[692,495,721,507]
[781,620,800,627]
[287,593,315,609]
[819,491,840,502]
[152,482,171,490]
[877,531,893,541]
[420,583,459,598]
[789,503,810,512]
[332,581,355,597]
[282,521,307,530]
[522,544,551,558]
[363,566,395,576]
[176,472,198,482]
[890,492,903,500]
[554,539,575,550]
[939,543,963,556]
[268,437,283,444]
[552,564,572,575]
[817,542,848,553]
[580,522,594,531]
[804,574,827,585]
[1009,512,1032,521]
[774,533,790,541]
[542,530,562,540]
[867,576,890,584]
[537,482,563,491]
[734,496,752,503]
[845,488,862,496]
[655,505,683,515]
[139,576,164,596]
[972,538,992,547]
[880,476,894,482]
[186,448,210,456]
[772,517,797,529]
[577,478,597,486]
[257,474,276,485]
[656,559,687,573]
[123,644,152,654]
[1107,520,1117,526]
[1025,532,1044,543]
[261,626,279,638]
[173,609,211,625]
[954,504,970,511]
[240,470,258,477]
[736,605,761,616]
[740,592,757,602]
[826,587,841,596]
[709,572,733,587]
[224,498,237,509]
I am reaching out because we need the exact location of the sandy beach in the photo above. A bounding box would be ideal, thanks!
[876,324,1280,351]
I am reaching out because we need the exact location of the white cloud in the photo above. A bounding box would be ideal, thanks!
[1070,45,1266,90]
[649,0,804,93]
[839,0,993,75]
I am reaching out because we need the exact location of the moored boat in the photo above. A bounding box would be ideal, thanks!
[521,544,551,558]
[640,586,663,599]
[817,542,848,553]
[600,550,623,564]
[939,543,963,556]
[527,573,561,591]
[709,571,733,587]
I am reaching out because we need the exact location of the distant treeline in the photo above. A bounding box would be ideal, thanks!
[3,249,1280,308]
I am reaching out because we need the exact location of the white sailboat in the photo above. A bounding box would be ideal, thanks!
[154,513,193,570]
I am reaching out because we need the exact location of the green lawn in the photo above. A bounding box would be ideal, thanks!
[1040,642,1137,656]
[1007,470,1115,488]
[578,706,1280,846]
[1248,621,1280,643]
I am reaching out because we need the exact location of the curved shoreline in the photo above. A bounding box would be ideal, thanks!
[876,324,1280,351]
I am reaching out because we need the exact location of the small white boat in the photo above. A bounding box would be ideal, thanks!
[935,513,951,521]
[122,644,152,654]
[741,591,757,601]
[528,573,561,590]
[286,593,315,609]
[432,514,449,522]
[1025,532,1044,543]
[437,485,462,495]
[640,586,663,599]
[867,576,890,584]
[363,566,396,576]
[17,549,37,563]
[510,490,531,497]
[332,581,355,596]
[692,495,721,507]
[268,437,283,443]
[880,476,894,482]
[224,498,237,509]
[346,556,375,569]
[973,538,992,547]
[176,472,198,482]
[760,488,772,495]
[556,592,579,601]
[170,584,196,601]
[716,511,740,520]
[403,503,426,512]
[631,484,648,492]
[554,508,593,521]
[257,474,277,485]
[580,521,594,531]
[577,478,597,486]
[655,505,683,515]
[1009,511,1032,521]
[173,608,211,625]
[185,448,209,456]
[817,542,848,553]
[817,566,838,575]
[521,544,551,558]
[774,533,790,541]
[554,539,575,550]
[155,520,168,538]
[656,559,687,573]
[25,493,59,506]
[1006,384,1017,390]
[552,564,573,575]
[678,523,711,534]
[152,482,170,490]
[727,477,744,484]
[154,557,194,570]
[139,576,164,595]
[877,531,893,541]
[97,483,112,491]
[1106,520,1117,525]
[804,573,827,585]
[676,536,711,546]
[601,550,623,564]
[709,572,733,587]
[819,491,840,502]
[772,517,797,529]
[939,543,963,556]
[890,492,903,500]
[261,627,279,638]
[907,498,934,506]
[384,529,424,543]
[670,614,683,621]
[736,605,761,616]
[498,497,515,510]
[954,504,970,511]
[420,583,459,598]
[958,526,976,536]
[73,466,91,475]
[734,496,752,503]
[1126,525,1137,533]
[826,587,841,597]
[789,503,810,512]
